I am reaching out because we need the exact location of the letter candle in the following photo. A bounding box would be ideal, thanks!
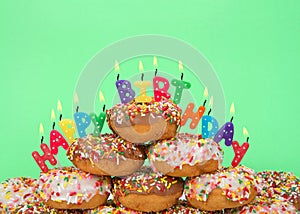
[134,60,152,103]
[231,127,250,167]
[90,91,106,136]
[202,96,219,138]
[153,56,171,101]
[73,95,91,138]
[214,102,235,146]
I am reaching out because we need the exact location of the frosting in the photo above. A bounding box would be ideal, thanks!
[0,177,38,211]
[257,171,300,205]
[228,196,297,214]
[38,167,111,205]
[113,166,183,197]
[148,133,223,170]
[185,166,261,203]
[67,134,145,166]
[107,97,181,125]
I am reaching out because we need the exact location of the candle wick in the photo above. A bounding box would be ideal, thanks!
[208,109,212,116]
[203,100,207,107]
[59,114,62,121]
[180,73,184,80]
[141,73,144,81]
[117,73,120,81]
[246,137,249,142]
[230,116,234,122]
[155,69,158,76]
[40,136,44,144]
[76,106,79,113]
[52,122,55,130]
[102,104,106,112]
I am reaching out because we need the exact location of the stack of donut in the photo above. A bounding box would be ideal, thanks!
[1,97,300,213]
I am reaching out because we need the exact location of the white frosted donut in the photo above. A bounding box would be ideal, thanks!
[38,166,111,209]
[148,133,223,176]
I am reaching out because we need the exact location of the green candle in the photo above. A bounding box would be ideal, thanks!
[90,111,106,136]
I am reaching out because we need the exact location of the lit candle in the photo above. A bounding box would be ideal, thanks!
[202,96,219,138]
[153,56,171,101]
[57,100,76,144]
[181,87,207,129]
[49,109,69,155]
[32,123,57,172]
[231,127,250,167]
[134,60,152,103]
[73,95,91,138]
[115,60,136,104]
[90,91,106,136]
[213,102,235,146]
[171,60,191,104]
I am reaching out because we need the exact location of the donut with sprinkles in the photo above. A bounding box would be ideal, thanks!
[185,165,260,211]
[112,166,184,212]
[148,133,224,177]
[0,177,39,212]
[256,170,300,211]
[106,97,181,144]
[67,134,146,176]
[38,166,111,210]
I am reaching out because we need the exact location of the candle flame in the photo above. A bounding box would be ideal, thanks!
[57,100,62,113]
[74,92,79,105]
[139,60,144,72]
[39,123,44,136]
[153,56,157,68]
[115,60,120,72]
[230,102,235,115]
[203,87,208,98]
[243,127,249,137]
[178,60,183,71]
[51,109,56,122]
[99,91,105,102]
[209,96,214,108]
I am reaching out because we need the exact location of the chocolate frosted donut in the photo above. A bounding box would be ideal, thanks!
[185,166,260,211]
[38,167,111,210]
[113,166,184,212]
[0,177,39,212]
[67,134,146,176]
[107,98,181,144]
[148,133,223,177]
[257,171,300,211]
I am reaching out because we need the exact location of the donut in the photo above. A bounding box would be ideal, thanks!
[185,166,260,211]
[148,133,223,177]
[67,134,146,176]
[112,166,184,212]
[256,171,300,211]
[0,177,39,212]
[106,97,181,144]
[226,196,298,213]
[38,166,111,210]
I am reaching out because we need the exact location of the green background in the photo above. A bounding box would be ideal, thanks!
[0,0,299,182]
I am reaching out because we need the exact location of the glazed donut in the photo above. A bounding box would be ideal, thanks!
[38,167,111,210]
[257,171,300,211]
[226,196,298,214]
[112,166,184,212]
[107,97,181,144]
[185,165,259,211]
[148,133,223,177]
[0,177,38,212]
[67,134,146,176]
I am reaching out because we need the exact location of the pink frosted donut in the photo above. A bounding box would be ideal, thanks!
[185,165,260,211]
[0,177,38,212]
[148,133,223,177]
[38,167,111,210]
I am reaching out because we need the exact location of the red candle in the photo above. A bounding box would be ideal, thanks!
[231,127,250,167]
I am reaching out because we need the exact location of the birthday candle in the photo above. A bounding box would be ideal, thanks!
[134,61,152,103]
[50,130,69,155]
[213,102,235,146]
[181,103,205,129]
[171,61,191,104]
[90,91,106,136]
[231,127,250,167]
[153,76,171,101]
[115,60,136,103]
[202,96,219,138]
[74,112,91,138]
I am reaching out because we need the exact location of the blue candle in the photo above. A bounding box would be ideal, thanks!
[74,112,91,138]
[202,115,219,138]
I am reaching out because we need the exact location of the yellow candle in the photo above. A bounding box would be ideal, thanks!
[59,119,76,144]
[134,81,152,103]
